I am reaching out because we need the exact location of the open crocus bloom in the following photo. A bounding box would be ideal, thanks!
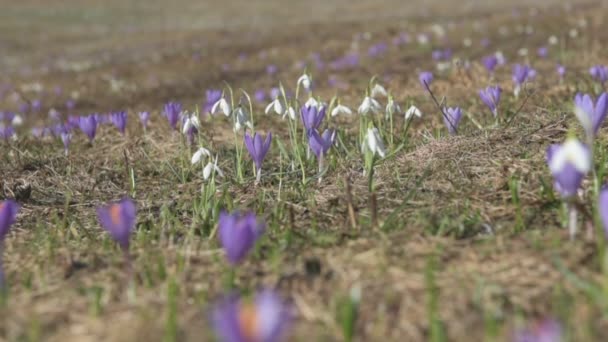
[546,138,591,198]
[211,290,291,342]
[514,318,562,342]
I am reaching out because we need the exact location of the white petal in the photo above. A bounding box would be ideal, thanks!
[182,119,192,134]
[191,147,211,165]
[273,99,283,115]
[371,84,388,98]
[264,101,275,115]
[358,97,372,115]
[563,139,591,172]
[203,162,213,179]
[574,106,593,136]
[211,100,221,115]
[11,115,23,126]
[305,97,319,108]
[405,105,422,119]
[331,104,352,117]
[220,99,231,116]
[297,74,312,90]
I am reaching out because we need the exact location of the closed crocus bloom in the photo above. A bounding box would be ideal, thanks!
[138,111,150,129]
[217,211,264,265]
[78,115,97,142]
[0,200,19,241]
[163,101,182,130]
[300,104,325,131]
[358,96,381,115]
[557,64,566,79]
[514,318,561,342]
[574,92,608,138]
[589,65,608,85]
[546,138,591,198]
[110,111,127,135]
[362,127,386,158]
[418,71,434,87]
[211,290,291,342]
[308,129,335,158]
[96,197,137,251]
[478,86,502,117]
[443,107,462,135]
[599,185,608,239]
[512,64,533,96]
[244,132,272,181]
[482,55,498,73]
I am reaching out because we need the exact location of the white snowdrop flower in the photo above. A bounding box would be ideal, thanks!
[417,33,429,45]
[265,98,283,115]
[518,48,528,57]
[463,38,472,47]
[11,115,23,126]
[358,96,381,115]
[203,156,224,181]
[549,139,591,174]
[436,61,451,72]
[233,107,253,132]
[431,24,446,38]
[191,147,212,165]
[283,106,296,120]
[495,51,506,65]
[569,29,578,38]
[371,84,388,98]
[182,113,200,134]
[548,35,558,45]
[331,104,352,117]
[362,127,386,158]
[385,98,401,118]
[211,97,231,116]
[578,18,587,28]
[305,97,319,109]
[297,73,312,91]
[404,105,422,120]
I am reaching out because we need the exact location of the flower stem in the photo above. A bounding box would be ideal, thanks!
[568,202,578,240]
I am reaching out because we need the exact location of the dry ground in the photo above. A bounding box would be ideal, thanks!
[1,0,608,341]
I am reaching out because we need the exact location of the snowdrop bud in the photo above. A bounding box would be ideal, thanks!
[363,127,386,158]
[297,73,312,91]
[548,35,558,45]
[405,105,422,120]
[371,84,388,98]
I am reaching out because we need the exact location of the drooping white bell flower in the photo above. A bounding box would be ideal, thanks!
[191,147,212,165]
[265,98,283,115]
[211,97,231,116]
[371,84,388,98]
[358,96,381,115]
[282,106,296,120]
[233,107,253,132]
[331,104,352,117]
[362,127,386,158]
[297,73,312,91]
[405,105,422,120]
[203,156,224,181]
[182,113,201,135]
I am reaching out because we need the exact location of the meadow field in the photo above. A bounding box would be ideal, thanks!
[0,0,607,341]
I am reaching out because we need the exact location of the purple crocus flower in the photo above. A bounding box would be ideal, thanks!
[61,132,72,156]
[138,111,150,129]
[419,71,434,88]
[300,104,326,131]
[589,65,608,85]
[0,125,15,141]
[557,64,566,79]
[66,99,76,112]
[244,132,272,181]
[573,92,608,137]
[482,55,498,73]
[537,46,548,58]
[266,64,278,75]
[31,99,42,112]
[211,290,291,342]
[598,185,608,239]
[78,115,97,142]
[163,101,182,130]
[217,211,264,265]
[18,102,29,114]
[479,86,502,117]
[443,107,462,135]
[0,200,19,241]
[308,129,335,159]
[546,138,591,198]
[514,318,561,342]
[512,64,534,96]
[97,197,137,251]
[269,87,281,100]
[205,89,222,113]
[110,111,127,135]
[254,89,266,103]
